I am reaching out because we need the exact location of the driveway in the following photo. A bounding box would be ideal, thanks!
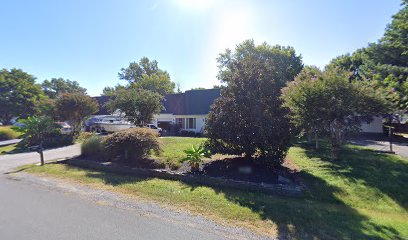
[0,139,21,147]
[0,144,81,173]
[349,139,408,158]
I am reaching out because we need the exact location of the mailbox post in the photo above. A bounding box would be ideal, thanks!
[384,125,395,153]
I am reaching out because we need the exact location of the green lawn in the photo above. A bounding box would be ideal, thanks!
[154,137,207,169]
[21,139,408,239]
[0,143,17,155]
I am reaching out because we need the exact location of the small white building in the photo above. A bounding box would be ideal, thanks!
[151,89,221,133]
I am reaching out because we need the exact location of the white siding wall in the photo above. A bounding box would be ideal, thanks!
[175,115,207,133]
[360,117,383,133]
[152,114,175,126]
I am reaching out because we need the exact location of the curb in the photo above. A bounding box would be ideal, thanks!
[61,158,305,197]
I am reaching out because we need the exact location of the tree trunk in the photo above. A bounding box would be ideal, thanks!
[307,129,312,144]
[39,143,44,166]
[124,149,128,162]
[329,121,342,159]
[314,131,319,150]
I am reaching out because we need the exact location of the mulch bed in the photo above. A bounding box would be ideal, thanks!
[81,156,301,186]
[201,157,298,185]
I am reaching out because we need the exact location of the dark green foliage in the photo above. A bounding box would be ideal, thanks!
[282,67,393,156]
[105,88,164,127]
[179,130,201,137]
[55,93,99,135]
[180,145,211,172]
[328,1,408,110]
[81,135,105,160]
[103,128,161,162]
[77,132,97,143]
[13,116,73,148]
[37,98,57,118]
[17,132,74,149]
[102,84,127,96]
[41,78,87,99]
[118,57,175,95]
[0,68,44,123]
[205,40,303,167]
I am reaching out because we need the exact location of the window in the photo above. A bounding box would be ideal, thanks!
[176,118,185,128]
[186,118,196,129]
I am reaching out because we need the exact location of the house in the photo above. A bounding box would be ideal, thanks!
[93,89,384,134]
[93,95,111,115]
[93,88,221,133]
[152,88,221,133]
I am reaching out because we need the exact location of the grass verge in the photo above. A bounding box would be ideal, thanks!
[20,141,408,239]
[0,143,17,155]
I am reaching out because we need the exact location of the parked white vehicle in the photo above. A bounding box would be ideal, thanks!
[100,122,132,133]
[147,124,163,136]
[98,116,132,133]
[55,122,73,134]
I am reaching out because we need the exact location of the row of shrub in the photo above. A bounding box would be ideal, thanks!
[18,133,74,149]
[179,130,202,137]
[81,128,161,162]
[0,127,19,141]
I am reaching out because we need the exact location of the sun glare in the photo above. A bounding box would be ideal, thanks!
[175,0,215,10]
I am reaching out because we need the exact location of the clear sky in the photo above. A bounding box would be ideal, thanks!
[0,0,402,96]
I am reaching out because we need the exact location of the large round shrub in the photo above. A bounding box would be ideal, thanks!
[81,135,105,160]
[104,128,161,162]
[205,40,303,167]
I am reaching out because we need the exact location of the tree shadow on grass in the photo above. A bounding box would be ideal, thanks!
[298,141,408,211]
[58,159,404,240]
[209,172,402,239]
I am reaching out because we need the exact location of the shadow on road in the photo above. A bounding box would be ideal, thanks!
[39,143,407,240]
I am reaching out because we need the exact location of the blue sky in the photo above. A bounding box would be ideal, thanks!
[0,0,402,96]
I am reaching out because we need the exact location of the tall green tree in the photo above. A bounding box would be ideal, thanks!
[205,40,303,167]
[13,117,59,165]
[105,88,164,127]
[55,93,99,135]
[41,78,87,99]
[329,1,408,110]
[118,57,175,95]
[102,84,127,96]
[280,66,324,148]
[0,68,44,123]
[282,67,393,157]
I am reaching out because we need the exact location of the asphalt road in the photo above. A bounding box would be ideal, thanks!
[0,178,227,240]
[0,145,262,240]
